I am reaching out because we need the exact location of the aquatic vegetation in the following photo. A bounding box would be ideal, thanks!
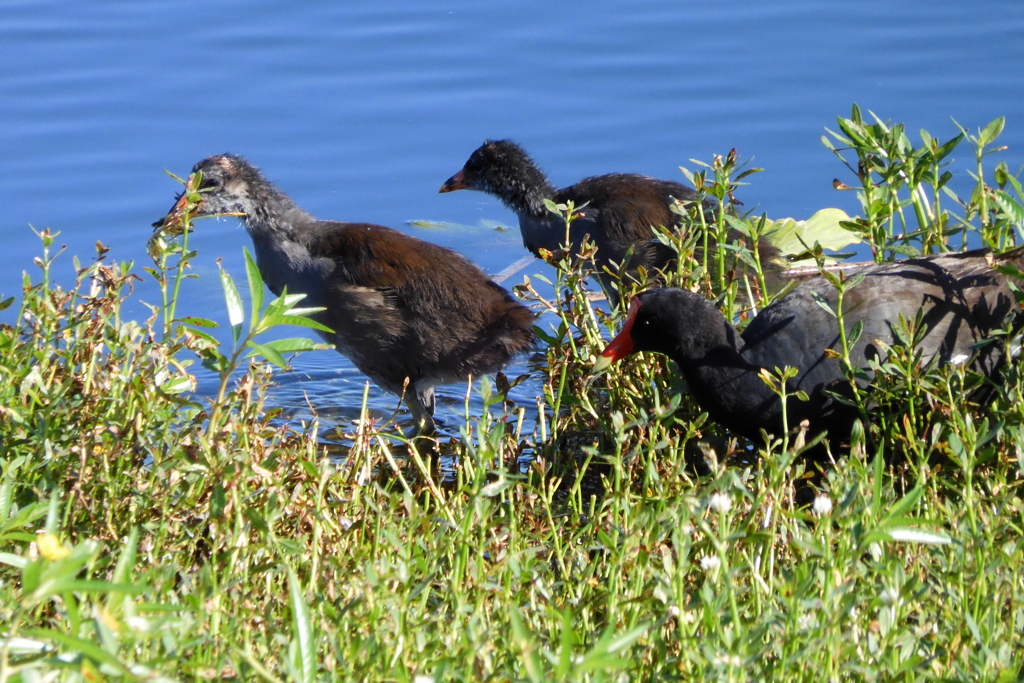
[1,110,1023,681]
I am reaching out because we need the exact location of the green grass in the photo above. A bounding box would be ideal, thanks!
[1,107,1024,682]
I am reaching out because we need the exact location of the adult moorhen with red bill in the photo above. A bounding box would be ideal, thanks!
[154,154,536,433]
[595,248,1024,450]
[440,139,785,301]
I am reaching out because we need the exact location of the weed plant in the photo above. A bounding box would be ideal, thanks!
[1,108,1024,681]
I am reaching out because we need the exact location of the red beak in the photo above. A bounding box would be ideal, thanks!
[594,297,642,372]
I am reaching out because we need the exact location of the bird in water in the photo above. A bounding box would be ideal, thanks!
[595,248,1024,452]
[154,154,536,433]
[440,139,785,302]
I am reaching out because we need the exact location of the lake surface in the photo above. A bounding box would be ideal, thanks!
[3,0,1023,438]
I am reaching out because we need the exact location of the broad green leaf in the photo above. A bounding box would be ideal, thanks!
[218,266,244,345]
[263,288,308,317]
[22,557,43,594]
[246,340,288,369]
[934,133,964,162]
[0,502,48,540]
[760,208,861,264]
[257,338,332,354]
[810,291,837,318]
[979,116,1005,147]
[279,292,309,309]
[183,327,220,346]
[243,247,264,324]
[175,316,218,328]
[201,355,230,374]
[284,306,327,319]
[992,189,1024,227]
[159,374,194,395]
[480,474,514,498]
[211,483,227,519]
[260,314,333,333]
[881,486,924,526]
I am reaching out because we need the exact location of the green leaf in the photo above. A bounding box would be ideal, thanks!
[479,474,514,498]
[848,319,864,346]
[761,208,861,263]
[508,609,544,683]
[258,338,332,354]
[881,486,924,526]
[201,354,230,374]
[244,508,270,534]
[577,622,650,673]
[734,166,764,182]
[159,374,194,395]
[22,557,43,594]
[211,483,227,519]
[823,126,852,147]
[991,189,1024,228]
[285,305,326,317]
[0,551,27,569]
[278,292,309,310]
[262,291,300,319]
[0,636,48,655]
[44,494,61,535]
[53,579,146,595]
[23,628,133,676]
[978,117,1005,147]
[602,622,651,655]
[884,527,952,545]
[934,133,964,163]
[0,471,12,526]
[246,340,289,369]
[244,247,265,324]
[218,265,245,345]
[260,314,333,333]
[288,568,316,683]
[810,291,837,318]
[30,545,103,602]
[184,327,221,346]
[108,527,139,612]
[175,316,218,328]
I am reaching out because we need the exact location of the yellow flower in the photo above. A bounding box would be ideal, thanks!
[37,533,71,561]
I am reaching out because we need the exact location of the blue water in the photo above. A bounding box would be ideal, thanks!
[3,0,1023,436]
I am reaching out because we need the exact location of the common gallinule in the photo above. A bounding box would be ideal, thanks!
[595,248,1024,449]
[439,139,785,300]
[154,154,536,433]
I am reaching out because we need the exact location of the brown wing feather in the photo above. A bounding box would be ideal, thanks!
[555,174,697,244]
[303,221,534,382]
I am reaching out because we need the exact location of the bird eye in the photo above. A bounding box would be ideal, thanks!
[200,177,222,190]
